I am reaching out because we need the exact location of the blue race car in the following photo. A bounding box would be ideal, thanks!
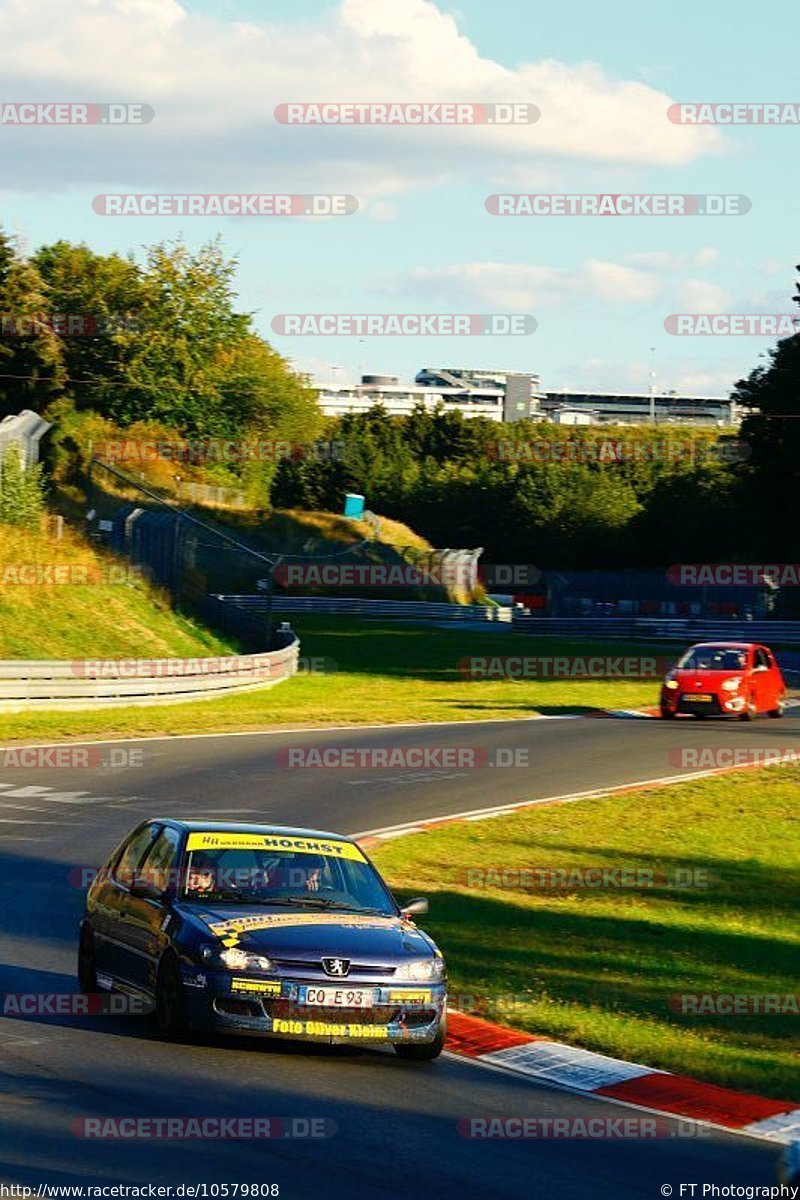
[78,819,447,1060]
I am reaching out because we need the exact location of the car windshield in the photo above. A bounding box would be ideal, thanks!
[676,646,748,671]
[181,846,396,915]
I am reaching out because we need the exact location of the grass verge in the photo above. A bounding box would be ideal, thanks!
[372,765,800,1101]
[0,617,674,742]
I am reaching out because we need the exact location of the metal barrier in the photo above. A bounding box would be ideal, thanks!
[213,595,512,623]
[0,410,51,469]
[0,635,299,711]
[512,615,800,643]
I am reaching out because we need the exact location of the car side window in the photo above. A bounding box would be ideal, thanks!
[755,649,769,670]
[138,827,182,894]
[114,824,160,888]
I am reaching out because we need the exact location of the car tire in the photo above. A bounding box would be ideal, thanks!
[768,700,786,719]
[393,1026,446,1062]
[77,924,98,993]
[660,706,675,720]
[739,697,757,722]
[155,953,187,1038]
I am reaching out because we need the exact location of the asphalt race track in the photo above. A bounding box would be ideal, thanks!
[1,712,796,1197]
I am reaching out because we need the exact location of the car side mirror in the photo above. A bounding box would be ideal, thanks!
[400,897,429,918]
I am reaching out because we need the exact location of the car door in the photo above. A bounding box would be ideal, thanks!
[760,646,783,710]
[750,647,771,712]
[92,822,160,984]
[117,825,183,992]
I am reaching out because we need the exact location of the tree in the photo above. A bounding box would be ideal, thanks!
[733,265,800,559]
[0,229,64,416]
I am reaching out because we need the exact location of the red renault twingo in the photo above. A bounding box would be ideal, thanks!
[660,642,786,720]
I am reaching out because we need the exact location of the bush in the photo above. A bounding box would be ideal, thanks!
[0,445,46,525]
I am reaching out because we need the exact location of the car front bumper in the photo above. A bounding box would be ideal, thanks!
[180,965,447,1045]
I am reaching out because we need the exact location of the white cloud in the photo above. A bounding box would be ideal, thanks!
[0,0,722,197]
[627,248,719,270]
[382,258,717,310]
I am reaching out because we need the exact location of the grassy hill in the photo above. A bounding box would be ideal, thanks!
[0,521,236,660]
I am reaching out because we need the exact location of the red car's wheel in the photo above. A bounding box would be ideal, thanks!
[738,696,757,721]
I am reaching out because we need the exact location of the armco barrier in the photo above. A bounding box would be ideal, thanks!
[0,635,299,711]
[214,595,512,623]
[512,615,800,643]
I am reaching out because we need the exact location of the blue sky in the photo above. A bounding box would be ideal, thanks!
[1,0,797,397]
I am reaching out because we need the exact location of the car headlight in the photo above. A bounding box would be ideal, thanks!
[395,957,445,982]
[201,945,273,974]
[721,677,743,692]
[664,679,679,690]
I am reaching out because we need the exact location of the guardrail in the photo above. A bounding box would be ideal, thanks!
[213,595,512,623]
[0,635,300,711]
[512,616,800,643]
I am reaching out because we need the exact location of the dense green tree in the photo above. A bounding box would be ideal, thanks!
[0,230,64,416]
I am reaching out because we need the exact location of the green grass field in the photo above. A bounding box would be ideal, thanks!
[0,615,677,741]
[372,766,800,1101]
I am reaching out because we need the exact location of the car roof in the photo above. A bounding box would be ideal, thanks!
[687,642,759,650]
[151,819,359,844]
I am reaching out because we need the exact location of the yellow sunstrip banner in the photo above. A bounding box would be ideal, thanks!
[386,990,432,1005]
[207,913,392,938]
[271,1018,391,1039]
[230,978,281,996]
[186,831,366,861]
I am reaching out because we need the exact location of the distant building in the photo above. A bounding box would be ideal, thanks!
[543,390,739,426]
[317,369,542,423]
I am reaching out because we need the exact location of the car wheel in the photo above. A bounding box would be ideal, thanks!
[393,1026,446,1061]
[739,697,756,722]
[77,925,98,993]
[768,699,786,719]
[155,953,187,1038]
[660,706,675,720]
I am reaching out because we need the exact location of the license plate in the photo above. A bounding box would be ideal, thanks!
[687,694,713,702]
[301,986,374,1008]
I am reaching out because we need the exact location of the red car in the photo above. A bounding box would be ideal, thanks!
[660,642,786,720]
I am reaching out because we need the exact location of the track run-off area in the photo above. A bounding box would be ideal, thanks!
[1,711,797,1198]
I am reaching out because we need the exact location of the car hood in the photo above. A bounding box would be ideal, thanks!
[670,669,741,689]
[179,902,436,960]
